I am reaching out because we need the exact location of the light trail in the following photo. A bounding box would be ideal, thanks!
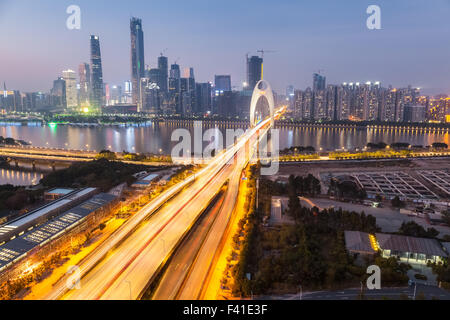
[44,116,273,300]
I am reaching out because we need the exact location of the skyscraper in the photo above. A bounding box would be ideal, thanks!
[169,64,181,114]
[51,77,66,109]
[130,17,145,106]
[313,73,326,91]
[215,75,232,93]
[196,83,212,114]
[247,56,263,90]
[78,63,91,107]
[140,78,160,114]
[158,55,169,94]
[62,69,77,110]
[90,35,104,110]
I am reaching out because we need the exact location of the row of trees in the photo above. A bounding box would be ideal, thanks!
[96,150,172,163]
[367,142,448,150]
[280,146,316,154]
[41,159,159,191]
[0,136,27,146]
[227,165,259,297]
[398,221,440,239]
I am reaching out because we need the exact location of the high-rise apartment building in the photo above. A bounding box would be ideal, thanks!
[313,73,326,91]
[313,90,327,120]
[428,96,450,122]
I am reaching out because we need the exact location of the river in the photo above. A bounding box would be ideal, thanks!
[0,122,447,154]
[0,122,448,186]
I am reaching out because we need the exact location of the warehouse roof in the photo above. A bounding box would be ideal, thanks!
[0,193,116,272]
[376,233,447,257]
[344,231,377,255]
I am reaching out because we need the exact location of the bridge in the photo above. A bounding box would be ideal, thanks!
[39,80,280,300]
[0,146,171,170]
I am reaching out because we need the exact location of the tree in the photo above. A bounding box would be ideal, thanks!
[432,142,448,150]
[391,142,411,150]
[399,221,439,239]
[391,196,405,208]
[96,150,117,160]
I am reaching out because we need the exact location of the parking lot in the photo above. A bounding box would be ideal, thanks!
[352,172,438,201]
[419,170,450,197]
[304,198,450,236]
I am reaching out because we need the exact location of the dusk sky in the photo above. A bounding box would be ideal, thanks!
[1,0,450,94]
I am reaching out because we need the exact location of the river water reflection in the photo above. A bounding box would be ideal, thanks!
[1,122,447,154]
[0,168,43,186]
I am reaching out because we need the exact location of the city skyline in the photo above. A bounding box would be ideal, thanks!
[1,0,450,94]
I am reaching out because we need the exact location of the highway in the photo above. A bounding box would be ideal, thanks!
[175,130,259,300]
[154,119,272,300]
[151,184,227,300]
[152,137,252,300]
[43,116,272,300]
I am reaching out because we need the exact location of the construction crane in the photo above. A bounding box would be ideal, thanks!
[160,48,168,56]
[257,49,277,60]
[316,69,325,75]
[256,50,277,80]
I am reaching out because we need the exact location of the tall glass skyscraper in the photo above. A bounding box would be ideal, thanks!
[169,64,181,114]
[62,69,77,110]
[158,55,169,94]
[90,35,104,110]
[130,17,145,106]
[78,63,91,107]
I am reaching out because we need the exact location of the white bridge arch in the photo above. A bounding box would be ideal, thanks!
[250,80,275,128]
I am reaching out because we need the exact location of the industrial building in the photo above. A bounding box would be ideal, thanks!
[376,233,447,264]
[345,231,448,264]
[0,188,98,244]
[132,173,159,188]
[0,193,117,273]
[344,231,377,256]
